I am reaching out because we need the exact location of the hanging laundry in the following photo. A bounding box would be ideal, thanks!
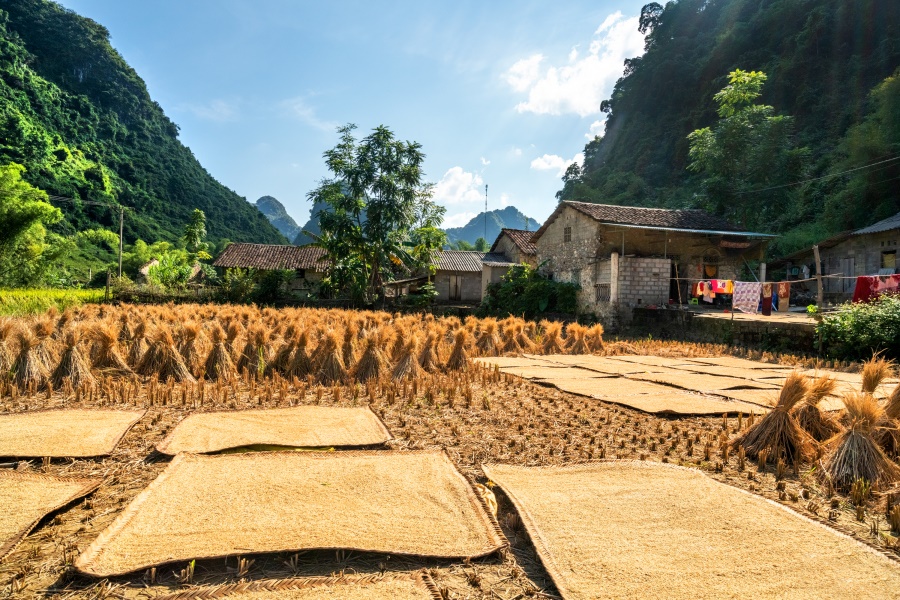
[711,279,729,294]
[732,282,762,314]
[761,283,773,316]
[778,282,790,312]
[852,275,900,302]
[725,280,734,294]
[703,281,715,303]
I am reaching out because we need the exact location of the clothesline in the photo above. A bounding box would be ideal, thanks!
[670,275,845,285]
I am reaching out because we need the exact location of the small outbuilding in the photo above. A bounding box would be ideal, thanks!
[490,228,538,268]
[213,243,328,295]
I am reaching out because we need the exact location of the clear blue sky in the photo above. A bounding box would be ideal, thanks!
[58,0,648,230]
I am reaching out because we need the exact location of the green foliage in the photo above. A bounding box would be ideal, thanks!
[817,295,900,360]
[254,269,294,303]
[220,267,257,302]
[480,263,580,319]
[146,251,192,290]
[559,0,900,254]
[0,287,103,315]
[310,124,441,302]
[401,282,438,308]
[182,208,210,258]
[0,162,62,286]
[0,1,285,245]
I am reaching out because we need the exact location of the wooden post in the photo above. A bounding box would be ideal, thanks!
[118,206,124,278]
[813,244,824,307]
[610,252,620,303]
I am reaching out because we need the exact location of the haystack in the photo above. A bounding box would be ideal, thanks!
[317,332,347,384]
[876,384,900,457]
[730,372,816,464]
[586,323,605,353]
[90,322,132,374]
[268,335,296,375]
[541,321,565,354]
[203,324,236,381]
[355,330,388,383]
[824,392,900,489]
[236,325,269,377]
[418,332,442,373]
[287,330,314,379]
[0,319,17,375]
[50,328,96,389]
[446,329,469,371]
[127,319,148,367]
[565,323,591,355]
[177,322,205,378]
[12,329,52,389]
[393,336,423,380]
[500,324,524,356]
[861,355,894,394]
[794,375,840,441]
[138,329,196,383]
[515,324,538,353]
[476,320,501,356]
[342,323,359,368]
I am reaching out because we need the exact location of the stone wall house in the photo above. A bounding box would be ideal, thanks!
[489,229,538,268]
[778,211,900,300]
[530,201,773,319]
[213,243,327,296]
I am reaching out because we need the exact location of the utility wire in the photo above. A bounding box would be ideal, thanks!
[47,194,127,210]
[736,154,900,195]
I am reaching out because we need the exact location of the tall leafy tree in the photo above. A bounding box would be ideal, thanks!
[310,124,444,302]
[0,162,62,286]
[687,70,808,230]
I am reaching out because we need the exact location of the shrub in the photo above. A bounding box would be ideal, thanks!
[480,264,580,319]
[817,295,900,360]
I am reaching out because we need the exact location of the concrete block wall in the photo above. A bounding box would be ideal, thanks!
[618,257,671,306]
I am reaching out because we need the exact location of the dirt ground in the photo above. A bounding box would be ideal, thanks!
[2,361,898,600]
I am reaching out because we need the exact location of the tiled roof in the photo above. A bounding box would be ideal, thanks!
[490,228,537,255]
[481,252,518,267]
[213,243,328,270]
[531,201,765,242]
[853,212,900,235]
[434,250,485,272]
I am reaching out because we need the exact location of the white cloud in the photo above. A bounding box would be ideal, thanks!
[500,193,511,208]
[443,211,478,228]
[586,119,606,139]
[480,157,491,166]
[504,54,543,92]
[280,97,336,132]
[180,99,239,122]
[433,167,484,205]
[512,147,523,157]
[530,152,584,177]
[505,12,645,117]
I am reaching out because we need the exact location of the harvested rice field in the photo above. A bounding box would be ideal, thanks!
[2,304,900,599]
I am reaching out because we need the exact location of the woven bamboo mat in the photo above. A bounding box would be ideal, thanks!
[673,365,792,380]
[473,356,556,368]
[1,471,100,562]
[0,409,145,457]
[75,450,505,577]
[483,461,900,600]
[688,356,793,370]
[537,376,675,398]
[156,406,392,454]
[605,355,706,368]
[152,572,440,600]
[628,372,778,393]
[498,365,615,380]
[601,393,766,415]
[713,387,777,407]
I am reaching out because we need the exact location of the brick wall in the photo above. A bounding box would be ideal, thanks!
[617,256,671,306]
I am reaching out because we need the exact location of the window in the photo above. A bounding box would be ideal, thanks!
[295,268,306,279]
[883,251,897,270]
[564,226,572,243]
[595,283,611,302]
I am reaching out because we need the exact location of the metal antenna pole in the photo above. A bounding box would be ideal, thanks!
[484,184,488,243]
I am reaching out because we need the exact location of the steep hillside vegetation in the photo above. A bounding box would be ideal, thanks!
[256,196,302,241]
[560,0,900,255]
[0,0,284,243]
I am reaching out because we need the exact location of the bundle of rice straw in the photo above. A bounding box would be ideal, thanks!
[225,320,244,358]
[268,327,296,375]
[90,322,132,374]
[354,330,388,383]
[12,329,51,389]
[390,328,408,363]
[824,392,900,489]
[138,329,196,383]
[565,323,591,355]
[117,313,132,342]
[876,384,900,457]
[127,318,148,367]
[204,324,236,381]
[342,323,358,368]
[476,320,501,356]
[515,324,537,353]
[236,325,268,377]
[0,319,17,375]
[793,375,840,441]
[287,330,314,379]
[393,336,423,380]
[317,332,347,384]
[500,324,524,356]
[861,355,894,394]
[445,329,469,371]
[540,321,565,355]
[50,328,96,388]
[730,372,815,464]
[177,322,205,378]
[418,332,441,373]
[586,323,605,353]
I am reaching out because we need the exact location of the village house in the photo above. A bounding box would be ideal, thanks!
[431,250,516,303]
[489,229,538,268]
[212,243,328,296]
[778,211,900,301]
[530,201,774,319]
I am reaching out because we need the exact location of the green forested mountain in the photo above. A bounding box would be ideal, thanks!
[559,0,900,256]
[0,0,285,244]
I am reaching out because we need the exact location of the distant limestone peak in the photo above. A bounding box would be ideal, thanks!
[255,196,302,241]
[444,206,540,246]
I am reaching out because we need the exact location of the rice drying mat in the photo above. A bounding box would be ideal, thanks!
[75,450,505,576]
[538,376,677,398]
[1,471,100,562]
[0,409,145,458]
[539,355,680,376]
[482,461,900,600]
[688,356,794,370]
[156,405,392,454]
[605,355,707,369]
[599,392,766,416]
[672,364,794,380]
[473,356,557,369]
[153,572,440,600]
[628,372,779,394]
[497,365,615,380]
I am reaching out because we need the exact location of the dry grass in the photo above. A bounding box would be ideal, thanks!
[861,355,895,394]
[824,393,900,490]
[794,376,841,442]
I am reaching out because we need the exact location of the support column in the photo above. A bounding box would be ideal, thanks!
[759,262,766,284]
[610,252,620,303]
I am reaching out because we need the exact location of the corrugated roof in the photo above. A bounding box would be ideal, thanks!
[853,212,900,235]
[213,243,328,270]
[531,201,771,242]
[490,228,537,255]
[434,250,485,272]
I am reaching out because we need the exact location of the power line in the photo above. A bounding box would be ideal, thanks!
[736,154,900,195]
[46,195,128,276]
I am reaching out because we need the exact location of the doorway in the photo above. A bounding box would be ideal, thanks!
[449,275,462,301]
